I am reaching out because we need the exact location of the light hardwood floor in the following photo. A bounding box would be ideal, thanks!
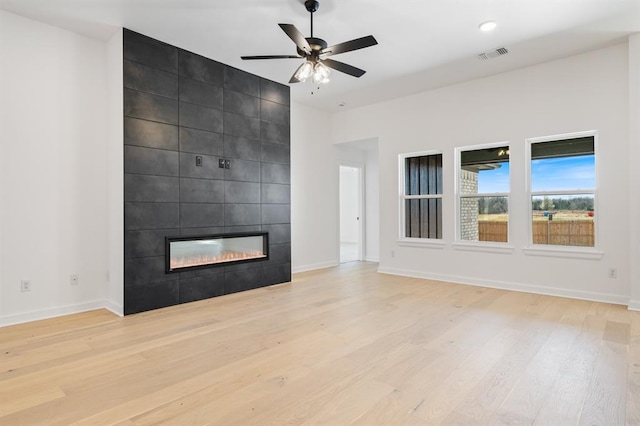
[1,262,639,425]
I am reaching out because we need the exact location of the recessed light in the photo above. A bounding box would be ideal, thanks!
[479,20,497,32]
[338,101,346,107]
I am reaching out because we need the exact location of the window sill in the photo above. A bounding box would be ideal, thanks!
[397,239,446,249]
[523,246,604,260]
[452,242,515,254]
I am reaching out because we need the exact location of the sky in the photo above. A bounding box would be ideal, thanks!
[531,155,595,192]
[477,162,510,193]
[478,155,595,193]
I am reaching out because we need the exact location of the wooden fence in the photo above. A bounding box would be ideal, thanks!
[479,220,594,246]
[477,221,508,242]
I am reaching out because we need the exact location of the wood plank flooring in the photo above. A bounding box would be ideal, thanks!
[1,262,638,425]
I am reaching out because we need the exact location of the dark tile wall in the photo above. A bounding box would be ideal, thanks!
[123,29,291,315]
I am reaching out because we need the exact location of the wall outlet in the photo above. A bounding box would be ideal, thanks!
[608,268,617,279]
[70,274,79,285]
[21,280,31,292]
[391,249,395,258]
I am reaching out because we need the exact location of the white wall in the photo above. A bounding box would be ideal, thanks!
[290,103,338,272]
[364,148,380,262]
[106,29,124,315]
[332,43,632,305]
[629,34,640,310]
[0,10,110,325]
[291,104,380,272]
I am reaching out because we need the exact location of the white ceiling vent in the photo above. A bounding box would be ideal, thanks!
[477,47,509,61]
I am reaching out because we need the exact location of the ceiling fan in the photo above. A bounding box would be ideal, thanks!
[241,0,378,85]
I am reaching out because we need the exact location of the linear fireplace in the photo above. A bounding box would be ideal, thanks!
[165,232,269,273]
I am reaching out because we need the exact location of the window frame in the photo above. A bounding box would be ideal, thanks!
[454,141,512,249]
[524,130,600,254]
[398,150,445,246]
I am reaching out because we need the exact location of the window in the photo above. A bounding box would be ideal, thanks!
[528,133,596,248]
[456,143,510,243]
[400,152,443,239]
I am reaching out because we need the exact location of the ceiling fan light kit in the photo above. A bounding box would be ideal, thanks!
[312,62,331,84]
[241,0,377,85]
[294,61,314,81]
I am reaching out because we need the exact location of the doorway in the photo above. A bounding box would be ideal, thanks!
[339,164,363,263]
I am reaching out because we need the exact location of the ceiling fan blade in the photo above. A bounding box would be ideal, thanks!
[241,55,302,60]
[320,35,378,57]
[322,59,366,78]
[278,23,312,54]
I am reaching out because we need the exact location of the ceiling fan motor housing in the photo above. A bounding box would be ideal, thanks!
[296,37,327,59]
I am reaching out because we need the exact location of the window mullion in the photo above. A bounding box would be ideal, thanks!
[531,189,594,197]
[404,194,443,200]
[460,192,510,198]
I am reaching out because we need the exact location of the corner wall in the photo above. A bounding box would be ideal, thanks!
[0,10,109,325]
[106,28,124,315]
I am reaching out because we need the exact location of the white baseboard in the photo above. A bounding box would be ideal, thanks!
[377,266,629,307]
[628,300,640,311]
[292,261,339,274]
[0,299,114,327]
[104,299,124,317]
[364,257,380,263]
[4,272,633,325]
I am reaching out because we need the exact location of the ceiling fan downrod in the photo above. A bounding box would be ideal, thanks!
[305,0,319,37]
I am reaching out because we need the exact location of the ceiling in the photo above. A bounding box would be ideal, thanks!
[1,0,639,112]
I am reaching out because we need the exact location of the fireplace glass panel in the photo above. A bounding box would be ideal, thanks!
[166,233,268,272]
